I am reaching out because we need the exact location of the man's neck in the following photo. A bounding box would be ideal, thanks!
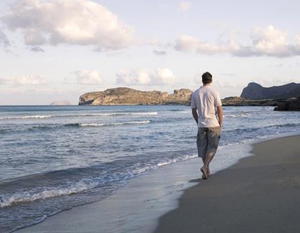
[203,83,211,87]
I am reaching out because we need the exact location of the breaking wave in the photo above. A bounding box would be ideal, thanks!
[0,153,196,208]
[89,112,158,116]
[0,112,158,121]
[69,121,151,127]
[0,115,52,120]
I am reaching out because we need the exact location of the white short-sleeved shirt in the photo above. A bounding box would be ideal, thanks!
[191,85,222,128]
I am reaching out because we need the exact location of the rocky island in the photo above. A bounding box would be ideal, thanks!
[79,87,192,105]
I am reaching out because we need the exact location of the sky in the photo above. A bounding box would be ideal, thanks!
[0,0,299,105]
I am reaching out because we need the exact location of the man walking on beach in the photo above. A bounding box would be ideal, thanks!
[191,72,223,179]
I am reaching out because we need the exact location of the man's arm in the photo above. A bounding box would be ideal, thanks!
[217,106,223,128]
[192,108,198,125]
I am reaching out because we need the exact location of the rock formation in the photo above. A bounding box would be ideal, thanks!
[274,97,300,111]
[222,97,279,106]
[241,82,300,100]
[79,87,192,105]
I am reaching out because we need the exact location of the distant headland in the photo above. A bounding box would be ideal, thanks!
[240,82,300,100]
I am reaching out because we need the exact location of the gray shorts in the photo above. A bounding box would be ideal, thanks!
[197,127,221,159]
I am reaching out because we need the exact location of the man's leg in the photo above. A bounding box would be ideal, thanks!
[201,158,206,177]
[203,149,217,176]
[197,128,209,179]
[197,128,208,161]
[201,127,221,179]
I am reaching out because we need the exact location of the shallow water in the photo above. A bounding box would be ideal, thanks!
[0,105,299,232]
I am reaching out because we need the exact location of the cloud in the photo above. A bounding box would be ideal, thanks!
[253,26,290,55]
[0,74,48,85]
[116,68,177,85]
[294,35,300,51]
[2,0,135,51]
[30,47,44,52]
[175,35,230,54]
[0,29,10,47]
[175,26,300,57]
[116,70,151,85]
[178,2,191,12]
[74,70,103,85]
[153,50,167,56]
[234,25,297,57]
[156,68,177,84]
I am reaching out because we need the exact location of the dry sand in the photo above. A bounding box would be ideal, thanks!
[154,135,300,233]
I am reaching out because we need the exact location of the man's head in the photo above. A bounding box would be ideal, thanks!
[202,72,212,85]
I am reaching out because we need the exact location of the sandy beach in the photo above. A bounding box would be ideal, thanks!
[154,135,300,233]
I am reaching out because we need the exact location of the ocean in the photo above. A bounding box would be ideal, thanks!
[0,105,300,232]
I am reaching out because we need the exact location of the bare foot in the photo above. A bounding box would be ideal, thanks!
[200,167,208,179]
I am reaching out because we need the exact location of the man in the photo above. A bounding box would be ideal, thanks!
[191,72,223,179]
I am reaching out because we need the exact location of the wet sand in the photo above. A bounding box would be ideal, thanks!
[154,135,300,233]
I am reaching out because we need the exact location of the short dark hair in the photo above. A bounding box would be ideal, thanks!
[202,72,212,84]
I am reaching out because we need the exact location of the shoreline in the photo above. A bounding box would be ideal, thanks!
[15,154,203,233]
[14,133,300,233]
[154,134,300,233]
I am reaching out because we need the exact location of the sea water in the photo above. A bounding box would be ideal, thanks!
[0,105,299,232]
